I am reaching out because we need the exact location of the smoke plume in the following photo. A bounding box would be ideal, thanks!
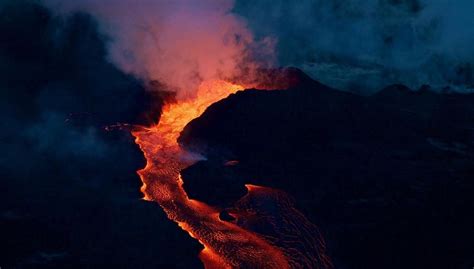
[42,0,474,95]
[42,0,274,99]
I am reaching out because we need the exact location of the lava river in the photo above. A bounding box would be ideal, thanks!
[132,79,330,268]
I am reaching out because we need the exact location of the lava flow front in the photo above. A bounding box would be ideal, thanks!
[132,80,290,268]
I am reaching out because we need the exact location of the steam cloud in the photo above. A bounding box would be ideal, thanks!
[42,0,274,99]
[234,0,474,93]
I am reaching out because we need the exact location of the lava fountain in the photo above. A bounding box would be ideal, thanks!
[132,80,291,268]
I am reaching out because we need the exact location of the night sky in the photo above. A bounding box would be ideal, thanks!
[1,1,473,268]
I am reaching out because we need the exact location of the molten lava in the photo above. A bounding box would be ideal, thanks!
[132,79,332,268]
[132,80,290,268]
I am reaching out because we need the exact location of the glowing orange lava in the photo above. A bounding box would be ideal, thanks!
[132,80,290,268]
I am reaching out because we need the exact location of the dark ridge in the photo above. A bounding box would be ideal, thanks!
[232,66,323,90]
[373,84,415,98]
[179,69,474,269]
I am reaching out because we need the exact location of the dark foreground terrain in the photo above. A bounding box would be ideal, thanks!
[180,69,474,269]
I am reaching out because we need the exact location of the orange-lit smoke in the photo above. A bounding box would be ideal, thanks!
[151,80,244,146]
[42,0,274,99]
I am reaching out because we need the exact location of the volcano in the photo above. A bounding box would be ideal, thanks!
[3,2,474,268]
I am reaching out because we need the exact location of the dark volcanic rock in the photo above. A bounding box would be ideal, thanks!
[181,160,248,206]
[218,210,236,222]
[179,69,474,269]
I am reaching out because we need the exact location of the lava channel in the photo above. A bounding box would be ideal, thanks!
[132,79,327,268]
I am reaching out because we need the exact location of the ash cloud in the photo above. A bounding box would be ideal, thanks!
[42,0,274,99]
[234,0,474,93]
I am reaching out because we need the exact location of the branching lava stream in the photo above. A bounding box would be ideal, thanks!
[132,80,290,268]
